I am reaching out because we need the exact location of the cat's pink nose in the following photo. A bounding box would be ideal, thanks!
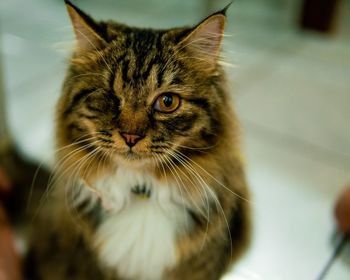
[121,133,143,148]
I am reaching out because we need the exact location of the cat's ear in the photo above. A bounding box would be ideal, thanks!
[65,0,106,52]
[178,7,228,69]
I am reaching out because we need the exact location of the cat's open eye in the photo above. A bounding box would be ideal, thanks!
[153,93,180,113]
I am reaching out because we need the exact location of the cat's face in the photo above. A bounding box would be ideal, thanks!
[58,2,229,168]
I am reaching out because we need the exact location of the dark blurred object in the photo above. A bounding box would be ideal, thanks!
[335,185,350,234]
[0,34,50,225]
[0,46,23,276]
[0,70,8,143]
[300,0,341,33]
[317,235,348,280]
[316,185,350,280]
[0,145,50,224]
[0,37,48,280]
[0,25,10,149]
[0,167,12,194]
[0,203,23,280]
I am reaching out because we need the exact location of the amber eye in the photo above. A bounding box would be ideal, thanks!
[153,93,180,113]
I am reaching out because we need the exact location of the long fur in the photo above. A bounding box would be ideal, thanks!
[26,2,251,280]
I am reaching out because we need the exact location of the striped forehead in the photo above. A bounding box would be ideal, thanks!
[109,30,170,90]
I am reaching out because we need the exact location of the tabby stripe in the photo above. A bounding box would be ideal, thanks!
[199,128,217,146]
[141,34,163,82]
[159,113,197,132]
[64,88,96,117]
[186,98,211,111]
[109,67,116,93]
[78,113,98,120]
[170,76,184,85]
[157,66,165,87]
[67,123,87,143]
[116,52,127,65]
[152,151,165,154]
[187,209,207,228]
[153,34,165,86]
[97,137,114,144]
[150,145,169,150]
[151,136,166,143]
[76,198,103,227]
[115,52,127,89]
[100,144,113,149]
[155,32,164,52]
[121,58,131,84]
[68,123,85,133]
[99,130,112,137]
[141,59,155,81]
[87,105,104,114]
[124,35,132,50]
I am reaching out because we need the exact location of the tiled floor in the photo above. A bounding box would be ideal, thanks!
[1,0,350,279]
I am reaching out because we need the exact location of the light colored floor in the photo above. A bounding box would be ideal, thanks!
[1,0,350,279]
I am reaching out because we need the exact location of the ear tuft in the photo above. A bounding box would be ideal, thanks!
[179,13,226,69]
[65,1,105,52]
[220,1,234,16]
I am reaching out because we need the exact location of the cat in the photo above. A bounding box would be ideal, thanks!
[26,1,251,279]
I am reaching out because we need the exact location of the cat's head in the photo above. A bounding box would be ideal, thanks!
[57,0,233,170]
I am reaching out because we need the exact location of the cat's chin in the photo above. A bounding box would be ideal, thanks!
[114,152,154,169]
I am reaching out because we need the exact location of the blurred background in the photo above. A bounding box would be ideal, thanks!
[0,0,349,279]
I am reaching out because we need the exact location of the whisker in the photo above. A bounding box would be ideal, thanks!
[27,134,97,213]
[163,149,211,250]
[45,140,100,196]
[169,156,208,220]
[164,150,209,221]
[169,149,233,257]
[64,146,102,229]
[31,140,101,220]
[175,150,251,204]
[160,155,189,226]
[165,140,218,153]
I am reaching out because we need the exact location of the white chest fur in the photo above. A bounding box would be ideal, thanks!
[87,167,191,280]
